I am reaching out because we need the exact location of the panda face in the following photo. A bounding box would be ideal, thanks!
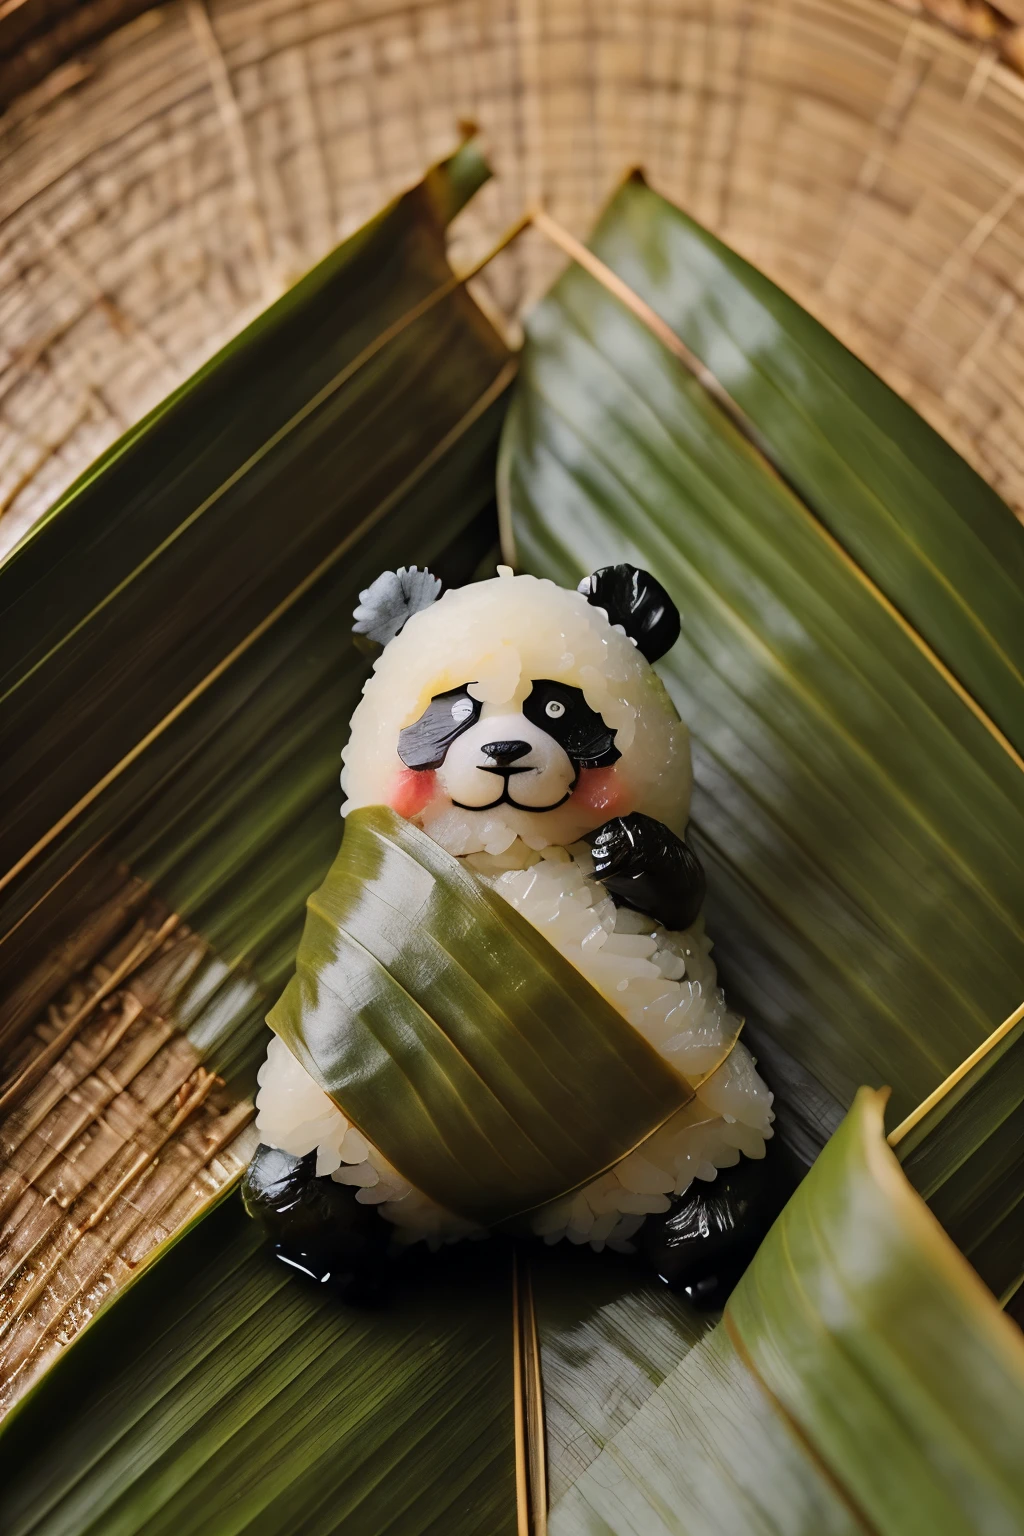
[398,679,620,814]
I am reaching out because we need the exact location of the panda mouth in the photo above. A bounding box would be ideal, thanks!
[452,765,575,813]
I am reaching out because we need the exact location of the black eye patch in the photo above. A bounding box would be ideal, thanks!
[523,680,620,768]
[397,685,482,770]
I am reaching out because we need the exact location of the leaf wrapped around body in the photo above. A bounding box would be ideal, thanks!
[268,806,738,1227]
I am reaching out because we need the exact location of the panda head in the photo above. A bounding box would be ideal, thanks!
[341,565,691,858]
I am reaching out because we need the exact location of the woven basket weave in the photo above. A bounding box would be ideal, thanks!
[2,0,1024,564]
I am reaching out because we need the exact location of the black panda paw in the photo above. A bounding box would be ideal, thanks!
[270,1241,392,1306]
[243,1143,394,1306]
[588,812,706,932]
[639,1143,793,1310]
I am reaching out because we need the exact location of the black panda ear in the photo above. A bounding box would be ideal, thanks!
[352,566,442,646]
[579,564,680,662]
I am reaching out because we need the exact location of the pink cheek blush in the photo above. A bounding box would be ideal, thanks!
[573,767,627,818]
[389,769,437,819]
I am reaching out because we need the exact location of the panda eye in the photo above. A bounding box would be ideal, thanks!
[397,685,481,770]
[523,679,621,769]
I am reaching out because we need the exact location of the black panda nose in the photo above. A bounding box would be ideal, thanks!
[482,740,531,765]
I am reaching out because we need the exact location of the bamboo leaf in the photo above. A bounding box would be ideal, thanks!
[503,190,1024,1528]
[0,1200,518,1536]
[547,1091,1024,1535]
[0,141,512,1100]
[0,148,515,1443]
[531,1247,712,1506]
[500,180,1024,1132]
[11,1099,1018,1536]
[270,806,708,1225]
[572,174,1024,759]
[895,1007,1024,1301]
[0,136,512,886]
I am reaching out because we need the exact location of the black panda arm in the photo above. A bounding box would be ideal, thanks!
[587,812,706,932]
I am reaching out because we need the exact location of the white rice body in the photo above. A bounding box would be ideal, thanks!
[255,569,774,1250]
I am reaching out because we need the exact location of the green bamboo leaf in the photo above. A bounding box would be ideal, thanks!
[270,806,710,1225]
[576,173,1024,758]
[0,136,512,885]
[499,182,1024,1133]
[531,1248,712,1506]
[16,1100,1017,1536]
[0,149,517,1452]
[502,194,1024,1526]
[0,1200,518,1536]
[896,1007,1024,1302]
[0,138,512,1100]
[548,1090,1024,1535]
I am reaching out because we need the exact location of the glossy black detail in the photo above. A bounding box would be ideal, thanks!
[640,1141,793,1310]
[522,679,620,769]
[397,684,481,770]
[242,1143,392,1304]
[581,565,681,662]
[481,739,531,765]
[588,812,706,930]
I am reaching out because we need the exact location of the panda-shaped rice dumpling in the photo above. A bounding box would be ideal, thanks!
[244,564,779,1305]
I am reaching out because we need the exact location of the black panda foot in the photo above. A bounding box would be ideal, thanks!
[242,1143,393,1305]
[639,1139,794,1310]
[269,1241,391,1306]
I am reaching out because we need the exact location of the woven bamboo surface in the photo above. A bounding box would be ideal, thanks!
[0,876,257,1412]
[2,0,1024,564]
